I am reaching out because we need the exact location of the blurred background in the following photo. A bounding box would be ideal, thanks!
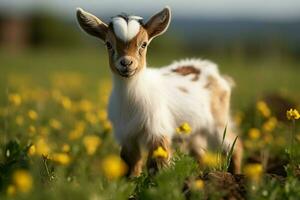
[0,0,299,109]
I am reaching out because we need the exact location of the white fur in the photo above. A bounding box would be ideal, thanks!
[108,59,233,146]
[112,16,141,42]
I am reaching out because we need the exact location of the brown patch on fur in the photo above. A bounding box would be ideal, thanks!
[206,75,230,128]
[147,136,171,175]
[120,140,143,177]
[177,86,188,93]
[172,66,201,81]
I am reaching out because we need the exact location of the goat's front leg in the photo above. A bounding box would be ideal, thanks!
[146,136,171,175]
[120,140,143,178]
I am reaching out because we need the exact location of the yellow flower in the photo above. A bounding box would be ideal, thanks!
[256,101,271,118]
[8,93,22,106]
[79,99,93,112]
[176,122,192,134]
[83,135,101,155]
[85,113,98,124]
[28,145,36,156]
[262,117,277,132]
[286,108,300,120]
[201,152,220,168]
[15,115,24,126]
[28,110,38,120]
[12,170,33,193]
[102,120,112,132]
[61,144,71,153]
[152,146,168,158]
[244,163,263,182]
[68,121,86,140]
[35,138,50,156]
[49,119,62,130]
[192,179,204,190]
[61,96,72,110]
[248,128,261,140]
[97,110,108,122]
[6,184,16,196]
[28,125,36,136]
[101,155,128,180]
[51,153,71,165]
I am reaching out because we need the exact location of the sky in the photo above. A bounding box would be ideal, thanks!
[1,0,300,20]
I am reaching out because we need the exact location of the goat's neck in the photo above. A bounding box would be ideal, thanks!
[112,67,150,99]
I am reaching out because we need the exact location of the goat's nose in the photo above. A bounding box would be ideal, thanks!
[120,58,133,67]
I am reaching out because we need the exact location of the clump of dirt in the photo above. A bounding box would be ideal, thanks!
[203,172,246,200]
[183,172,247,200]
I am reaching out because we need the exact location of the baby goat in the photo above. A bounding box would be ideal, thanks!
[76,6,243,177]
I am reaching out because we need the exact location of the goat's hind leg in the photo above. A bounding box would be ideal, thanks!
[223,130,243,174]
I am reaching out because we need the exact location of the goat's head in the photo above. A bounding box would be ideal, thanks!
[76,7,171,78]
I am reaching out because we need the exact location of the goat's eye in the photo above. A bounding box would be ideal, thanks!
[141,42,147,49]
[106,42,112,50]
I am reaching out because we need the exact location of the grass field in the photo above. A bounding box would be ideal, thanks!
[0,48,300,199]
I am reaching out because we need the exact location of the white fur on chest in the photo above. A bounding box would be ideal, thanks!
[108,70,175,144]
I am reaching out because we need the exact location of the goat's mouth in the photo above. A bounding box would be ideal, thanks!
[118,69,136,78]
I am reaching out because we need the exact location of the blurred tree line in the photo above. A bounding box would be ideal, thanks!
[0,12,299,60]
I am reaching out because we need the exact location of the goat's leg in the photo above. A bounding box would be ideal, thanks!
[231,136,243,174]
[222,130,243,174]
[188,133,208,166]
[120,141,143,178]
[146,136,171,175]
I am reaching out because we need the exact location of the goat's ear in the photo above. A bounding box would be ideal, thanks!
[76,8,108,41]
[145,6,171,41]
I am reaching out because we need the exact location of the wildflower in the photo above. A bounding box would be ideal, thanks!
[256,101,271,118]
[85,113,98,124]
[262,117,277,132]
[244,163,263,182]
[8,93,22,106]
[83,135,101,155]
[61,144,71,153]
[152,146,168,158]
[28,125,36,136]
[51,153,71,165]
[6,184,16,196]
[201,152,220,168]
[97,110,108,122]
[102,120,112,132]
[28,110,38,120]
[101,155,128,179]
[15,115,24,126]
[176,122,192,134]
[49,119,62,130]
[61,96,72,110]
[35,138,50,156]
[79,99,93,112]
[68,121,86,140]
[286,108,300,120]
[28,145,36,156]
[192,179,204,190]
[248,128,261,140]
[12,170,33,193]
